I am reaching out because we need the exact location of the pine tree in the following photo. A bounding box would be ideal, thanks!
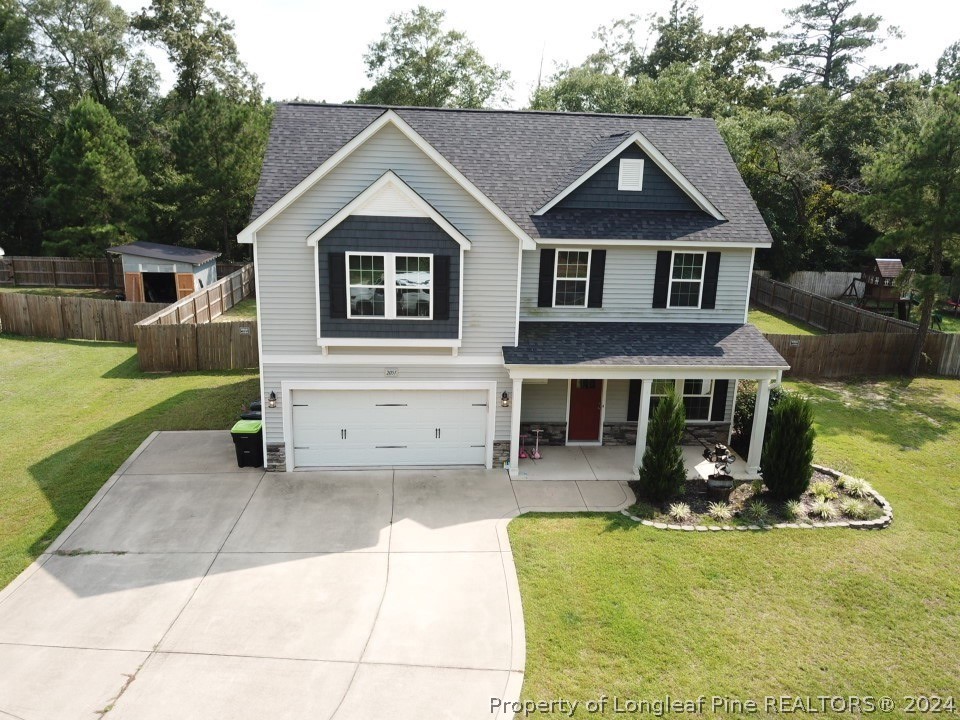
[760,392,816,500]
[636,389,687,502]
[42,96,146,256]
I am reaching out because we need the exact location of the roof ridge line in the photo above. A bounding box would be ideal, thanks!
[280,101,695,121]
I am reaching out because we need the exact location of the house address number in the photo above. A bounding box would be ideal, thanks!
[385,368,399,377]
[239,326,251,335]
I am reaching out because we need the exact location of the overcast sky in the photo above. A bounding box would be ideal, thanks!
[115,0,960,107]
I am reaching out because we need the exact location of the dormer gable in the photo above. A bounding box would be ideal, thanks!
[535,130,725,220]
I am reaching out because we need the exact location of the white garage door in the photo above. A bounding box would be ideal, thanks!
[291,389,489,468]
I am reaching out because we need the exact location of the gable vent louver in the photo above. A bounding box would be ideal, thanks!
[618,158,645,191]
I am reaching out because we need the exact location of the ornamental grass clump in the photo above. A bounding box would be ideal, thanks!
[707,501,732,522]
[840,497,869,519]
[838,476,873,498]
[668,502,692,522]
[784,499,807,520]
[810,497,839,521]
[760,392,816,500]
[636,390,686,502]
[743,499,771,525]
[810,480,838,500]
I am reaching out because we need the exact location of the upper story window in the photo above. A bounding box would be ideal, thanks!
[668,251,705,308]
[347,252,432,320]
[617,158,645,191]
[553,250,591,307]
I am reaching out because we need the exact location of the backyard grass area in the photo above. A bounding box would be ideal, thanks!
[214,297,257,321]
[0,285,119,299]
[0,335,258,589]
[748,305,824,335]
[510,377,960,717]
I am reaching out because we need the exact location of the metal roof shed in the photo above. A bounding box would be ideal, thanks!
[108,241,221,303]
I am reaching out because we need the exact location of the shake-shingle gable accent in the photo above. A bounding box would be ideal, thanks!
[534,131,725,220]
[305,171,472,248]
[248,103,772,247]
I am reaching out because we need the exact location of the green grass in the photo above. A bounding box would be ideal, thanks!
[0,335,258,588]
[748,305,824,335]
[935,308,960,333]
[215,297,258,321]
[510,377,960,717]
[0,285,119,299]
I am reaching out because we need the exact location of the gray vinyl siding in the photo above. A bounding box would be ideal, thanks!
[317,216,459,339]
[520,246,752,323]
[520,380,568,422]
[261,361,512,444]
[556,146,699,212]
[255,123,519,356]
[521,377,735,425]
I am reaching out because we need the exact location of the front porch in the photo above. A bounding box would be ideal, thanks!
[512,445,753,482]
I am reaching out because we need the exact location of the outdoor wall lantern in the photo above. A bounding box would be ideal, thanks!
[501,391,510,408]
[268,391,277,409]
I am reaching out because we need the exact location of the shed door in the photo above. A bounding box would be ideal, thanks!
[124,272,144,302]
[291,389,488,468]
[175,273,195,299]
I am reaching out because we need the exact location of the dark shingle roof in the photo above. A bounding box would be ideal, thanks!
[251,104,772,245]
[503,322,789,368]
[108,241,220,266]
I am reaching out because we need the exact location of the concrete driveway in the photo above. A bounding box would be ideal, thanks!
[0,431,632,720]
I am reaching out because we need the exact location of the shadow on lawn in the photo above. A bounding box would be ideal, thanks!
[26,379,259,561]
[796,377,960,450]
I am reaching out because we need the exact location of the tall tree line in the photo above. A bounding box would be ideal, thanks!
[0,0,271,259]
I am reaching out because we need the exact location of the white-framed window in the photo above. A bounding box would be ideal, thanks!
[648,378,716,421]
[553,249,591,307]
[346,252,432,320]
[618,158,645,191]
[681,378,713,420]
[668,251,706,308]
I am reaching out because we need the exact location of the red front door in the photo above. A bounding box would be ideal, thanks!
[568,379,603,441]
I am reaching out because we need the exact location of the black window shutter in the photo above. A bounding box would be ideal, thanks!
[328,252,347,319]
[587,249,606,308]
[627,379,642,422]
[652,251,671,308]
[537,249,556,307]
[711,379,729,421]
[433,254,451,321]
[701,252,721,309]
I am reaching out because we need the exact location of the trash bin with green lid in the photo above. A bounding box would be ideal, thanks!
[231,420,263,468]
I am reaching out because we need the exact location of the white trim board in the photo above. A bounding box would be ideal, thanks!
[262,353,504,365]
[534,131,725,220]
[280,380,498,472]
[239,110,536,250]
[305,171,471,249]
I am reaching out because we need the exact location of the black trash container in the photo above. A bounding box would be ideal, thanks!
[231,420,264,468]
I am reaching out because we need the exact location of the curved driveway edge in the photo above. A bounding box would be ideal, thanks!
[0,431,633,720]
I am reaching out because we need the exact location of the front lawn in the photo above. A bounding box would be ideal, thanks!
[510,377,960,717]
[0,335,258,588]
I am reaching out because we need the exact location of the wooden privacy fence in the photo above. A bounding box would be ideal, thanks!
[754,270,859,298]
[135,322,259,372]
[752,274,917,334]
[137,263,254,326]
[0,256,123,289]
[135,263,257,371]
[0,293,167,342]
[766,332,960,379]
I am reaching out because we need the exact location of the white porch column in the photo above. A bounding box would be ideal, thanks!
[633,379,653,472]
[746,378,771,474]
[509,378,522,476]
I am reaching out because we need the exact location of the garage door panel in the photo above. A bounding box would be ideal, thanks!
[290,389,489,468]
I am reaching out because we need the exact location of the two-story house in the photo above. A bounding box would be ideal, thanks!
[239,104,788,478]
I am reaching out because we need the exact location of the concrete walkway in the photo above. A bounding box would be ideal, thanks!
[0,431,633,720]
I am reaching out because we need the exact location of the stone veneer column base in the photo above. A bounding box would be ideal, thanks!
[493,440,511,468]
[682,423,731,446]
[265,443,285,472]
